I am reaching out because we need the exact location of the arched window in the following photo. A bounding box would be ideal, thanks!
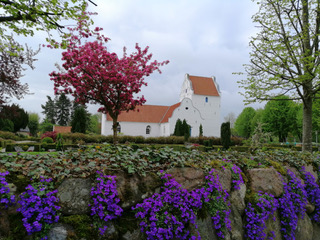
[146,125,151,135]
[117,124,121,133]
[205,97,208,103]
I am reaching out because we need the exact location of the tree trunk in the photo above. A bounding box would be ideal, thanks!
[302,96,313,151]
[112,117,118,144]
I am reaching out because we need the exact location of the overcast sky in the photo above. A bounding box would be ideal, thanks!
[12,0,264,121]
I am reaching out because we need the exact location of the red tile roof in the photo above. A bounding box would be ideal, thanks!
[189,75,220,96]
[106,103,180,123]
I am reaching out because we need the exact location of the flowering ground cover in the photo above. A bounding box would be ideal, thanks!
[1,146,320,239]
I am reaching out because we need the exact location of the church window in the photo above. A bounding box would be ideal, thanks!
[185,89,187,93]
[146,125,151,134]
[205,97,208,103]
[185,107,189,110]
[117,124,121,133]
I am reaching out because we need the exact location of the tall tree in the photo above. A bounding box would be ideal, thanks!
[0,104,28,132]
[0,0,95,43]
[55,93,72,126]
[262,96,297,142]
[50,14,169,143]
[238,0,320,151]
[0,38,38,104]
[28,112,40,136]
[41,96,56,124]
[234,107,256,138]
[71,106,88,133]
[173,119,183,136]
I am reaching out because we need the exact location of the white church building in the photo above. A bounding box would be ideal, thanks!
[101,74,221,137]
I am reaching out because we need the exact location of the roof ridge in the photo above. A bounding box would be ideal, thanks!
[159,105,171,123]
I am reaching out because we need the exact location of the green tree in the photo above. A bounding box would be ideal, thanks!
[39,118,53,133]
[199,124,203,137]
[41,96,56,124]
[262,96,297,142]
[182,119,190,141]
[0,104,28,132]
[71,106,88,133]
[0,118,14,132]
[0,1,95,43]
[173,119,183,136]
[28,113,40,136]
[250,108,264,134]
[220,122,231,149]
[55,93,72,126]
[234,107,256,138]
[238,0,320,151]
[88,113,101,134]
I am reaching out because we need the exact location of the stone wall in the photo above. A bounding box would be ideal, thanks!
[1,166,320,240]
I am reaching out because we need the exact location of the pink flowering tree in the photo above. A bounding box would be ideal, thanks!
[50,13,169,143]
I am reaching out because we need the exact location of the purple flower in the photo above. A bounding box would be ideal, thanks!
[89,171,123,236]
[278,169,307,239]
[0,171,16,209]
[244,192,278,240]
[17,177,60,238]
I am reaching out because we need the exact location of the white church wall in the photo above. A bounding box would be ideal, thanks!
[168,98,204,137]
[160,123,170,136]
[192,94,221,137]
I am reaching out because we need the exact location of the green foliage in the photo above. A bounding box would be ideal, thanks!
[220,122,231,149]
[55,133,64,151]
[55,93,72,126]
[71,105,89,134]
[234,107,256,138]
[199,124,203,137]
[262,96,297,142]
[0,118,14,132]
[0,0,89,43]
[41,96,56,124]
[39,119,54,133]
[41,137,54,144]
[0,104,28,132]
[88,113,101,134]
[28,113,40,137]
[173,119,183,136]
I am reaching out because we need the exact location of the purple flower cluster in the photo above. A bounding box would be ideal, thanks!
[133,173,202,240]
[301,166,320,223]
[278,169,307,239]
[89,171,123,235]
[244,192,278,240]
[17,177,61,239]
[0,171,15,209]
[200,169,231,239]
[231,164,244,190]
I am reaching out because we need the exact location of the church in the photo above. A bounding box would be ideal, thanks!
[101,74,221,137]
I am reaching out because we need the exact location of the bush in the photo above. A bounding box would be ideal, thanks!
[221,122,231,149]
[41,131,57,142]
[0,131,19,141]
[41,137,54,144]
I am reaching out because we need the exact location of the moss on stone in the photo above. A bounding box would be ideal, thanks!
[7,213,27,240]
[268,160,286,176]
[115,209,139,236]
[60,214,97,240]
[5,173,30,193]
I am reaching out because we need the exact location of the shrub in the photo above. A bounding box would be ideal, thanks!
[41,131,57,142]
[0,131,19,141]
[221,122,231,150]
[41,137,54,144]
